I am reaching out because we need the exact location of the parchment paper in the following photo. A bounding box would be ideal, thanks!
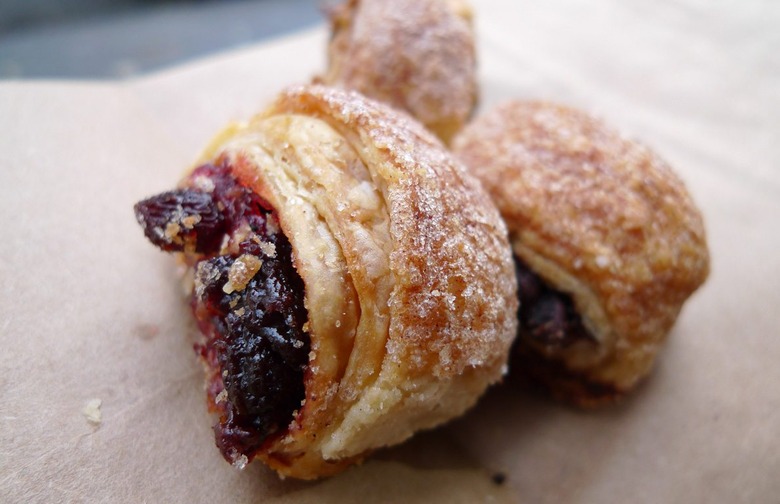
[1,1,778,502]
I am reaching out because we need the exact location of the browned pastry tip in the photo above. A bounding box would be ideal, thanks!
[320,0,477,144]
[134,84,517,479]
[452,100,710,406]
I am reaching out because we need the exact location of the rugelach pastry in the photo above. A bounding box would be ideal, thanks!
[319,0,477,144]
[452,101,710,406]
[133,85,517,479]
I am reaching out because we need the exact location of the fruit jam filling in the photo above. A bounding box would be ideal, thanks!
[134,161,310,466]
[513,256,595,351]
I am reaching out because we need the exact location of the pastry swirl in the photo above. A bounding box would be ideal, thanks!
[134,85,517,478]
[320,0,477,143]
[452,100,710,406]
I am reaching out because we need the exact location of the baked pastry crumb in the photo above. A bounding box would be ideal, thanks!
[83,398,102,426]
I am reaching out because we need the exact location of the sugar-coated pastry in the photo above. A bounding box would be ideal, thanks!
[319,0,477,144]
[133,85,517,479]
[452,101,710,406]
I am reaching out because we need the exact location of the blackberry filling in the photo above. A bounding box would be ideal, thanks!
[134,161,310,465]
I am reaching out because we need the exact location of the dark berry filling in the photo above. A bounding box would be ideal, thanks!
[134,189,225,253]
[514,256,594,350]
[512,256,621,404]
[134,160,310,465]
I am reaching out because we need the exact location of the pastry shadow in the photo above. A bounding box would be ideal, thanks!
[261,441,514,503]
[440,364,658,494]
[244,401,520,500]
[375,426,485,471]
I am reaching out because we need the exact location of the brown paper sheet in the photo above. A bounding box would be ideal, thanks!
[1,1,778,501]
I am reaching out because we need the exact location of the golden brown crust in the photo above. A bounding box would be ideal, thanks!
[199,85,517,478]
[320,0,477,144]
[452,100,709,405]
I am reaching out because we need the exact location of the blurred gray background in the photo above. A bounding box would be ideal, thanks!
[0,0,323,79]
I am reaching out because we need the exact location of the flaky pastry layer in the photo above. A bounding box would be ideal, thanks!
[195,85,517,478]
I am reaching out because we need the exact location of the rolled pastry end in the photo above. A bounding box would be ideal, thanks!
[452,100,710,406]
[134,85,517,478]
